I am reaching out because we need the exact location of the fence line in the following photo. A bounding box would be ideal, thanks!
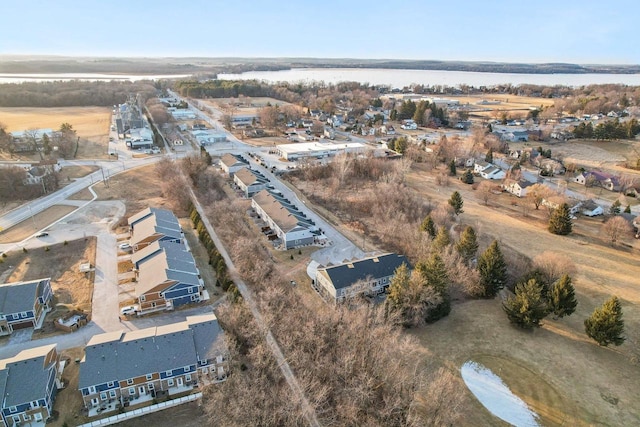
[76,392,202,427]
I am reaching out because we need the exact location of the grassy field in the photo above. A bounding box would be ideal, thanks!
[403,167,640,426]
[0,205,77,243]
[0,106,111,160]
[453,93,555,120]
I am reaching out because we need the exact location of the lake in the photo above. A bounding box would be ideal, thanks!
[218,68,640,87]
[0,73,192,83]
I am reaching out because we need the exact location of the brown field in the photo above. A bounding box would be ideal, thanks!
[58,165,99,182]
[403,168,640,425]
[0,106,111,160]
[93,164,164,217]
[0,237,96,326]
[68,187,95,201]
[452,93,555,120]
[0,205,77,243]
[204,96,298,111]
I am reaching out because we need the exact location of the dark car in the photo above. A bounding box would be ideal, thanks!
[35,232,49,238]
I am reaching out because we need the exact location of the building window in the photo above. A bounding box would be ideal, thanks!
[107,381,114,387]
[165,370,172,376]
[140,295,146,302]
[151,302,157,308]
[128,387,135,395]
[127,379,134,386]
[22,414,31,421]
[100,392,107,400]
[31,401,40,408]
[109,390,117,398]
[9,406,17,413]
[188,287,195,294]
[190,294,198,301]
[184,365,190,372]
[185,374,192,382]
[89,386,97,394]
[148,383,154,391]
[146,374,153,380]
[20,312,28,318]
[167,378,174,387]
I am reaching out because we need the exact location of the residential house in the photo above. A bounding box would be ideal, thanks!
[9,129,54,153]
[219,153,249,176]
[0,344,62,427]
[504,181,534,198]
[473,161,490,174]
[79,314,227,417]
[479,166,506,180]
[400,120,417,130]
[574,171,621,191]
[315,253,410,302]
[128,208,183,251]
[233,167,269,198]
[134,241,206,313]
[579,200,604,217]
[251,190,317,250]
[0,278,53,335]
[380,125,396,135]
[535,158,566,176]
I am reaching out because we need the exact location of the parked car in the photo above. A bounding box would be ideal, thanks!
[118,242,131,250]
[35,232,49,238]
[120,305,139,316]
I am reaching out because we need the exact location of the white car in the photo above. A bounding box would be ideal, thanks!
[118,242,131,250]
[120,305,139,316]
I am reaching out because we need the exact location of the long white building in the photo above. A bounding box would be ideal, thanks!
[276,141,367,161]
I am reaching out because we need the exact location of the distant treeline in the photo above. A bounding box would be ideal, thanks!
[2,57,639,75]
[0,81,158,107]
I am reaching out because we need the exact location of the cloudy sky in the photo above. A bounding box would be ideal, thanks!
[1,0,638,64]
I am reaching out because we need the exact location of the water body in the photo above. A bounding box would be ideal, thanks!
[0,73,192,83]
[218,67,640,87]
[460,361,540,427]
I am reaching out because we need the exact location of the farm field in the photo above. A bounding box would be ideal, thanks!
[451,93,555,119]
[0,106,111,159]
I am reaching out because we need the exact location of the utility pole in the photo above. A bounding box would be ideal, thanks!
[28,205,37,229]
[101,167,109,188]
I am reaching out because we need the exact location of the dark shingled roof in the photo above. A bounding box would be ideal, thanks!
[318,253,410,290]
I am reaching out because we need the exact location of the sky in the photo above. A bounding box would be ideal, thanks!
[1,0,638,64]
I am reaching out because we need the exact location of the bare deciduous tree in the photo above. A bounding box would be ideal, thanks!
[476,180,496,206]
[532,251,577,283]
[602,216,634,245]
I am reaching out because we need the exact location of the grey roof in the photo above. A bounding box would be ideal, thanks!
[0,344,56,408]
[80,316,224,388]
[0,278,49,315]
[136,247,200,296]
[187,314,225,361]
[128,207,178,228]
[131,240,191,267]
[130,209,182,247]
[318,253,410,290]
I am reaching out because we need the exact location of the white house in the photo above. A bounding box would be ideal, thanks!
[504,181,534,198]
[480,166,506,180]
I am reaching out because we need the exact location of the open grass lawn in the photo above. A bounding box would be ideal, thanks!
[0,106,111,160]
[0,205,77,243]
[404,168,640,425]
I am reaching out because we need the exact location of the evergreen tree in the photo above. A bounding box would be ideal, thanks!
[548,203,573,235]
[448,159,457,176]
[485,148,494,163]
[502,279,548,329]
[432,227,451,252]
[624,204,631,214]
[42,133,51,155]
[460,169,474,184]
[448,191,464,216]
[548,274,578,319]
[420,215,437,239]
[456,225,479,263]
[477,240,507,298]
[417,252,449,295]
[390,109,398,121]
[387,263,412,309]
[584,296,625,346]
[609,200,621,215]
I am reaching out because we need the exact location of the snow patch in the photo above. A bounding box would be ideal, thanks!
[461,360,540,427]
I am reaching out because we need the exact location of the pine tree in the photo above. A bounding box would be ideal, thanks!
[387,263,412,309]
[624,204,631,214]
[584,296,625,346]
[548,274,578,318]
[448,191,464,215]
[609,200,621,215]
[460,169,474,184]
[417,252,449,295]
[432,227,451,252]
[448,159,457,176]
[456,225,478,263]
[420,215,437,239]
[485,148,494,163]
[503,279,548,329]
[548,203,573,235]
[477,240,507,298]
